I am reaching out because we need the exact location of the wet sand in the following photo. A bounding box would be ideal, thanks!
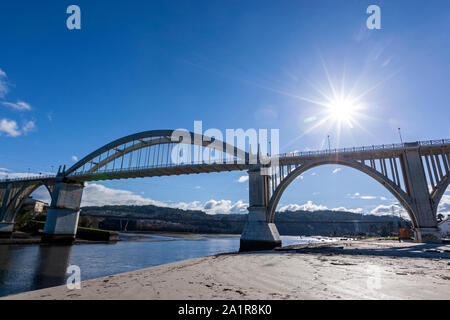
[4,240,450,300]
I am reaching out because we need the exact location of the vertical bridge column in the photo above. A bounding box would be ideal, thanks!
[240,165,281,251]
[0,183,14,237]
[402,147,441,242]
[42,181,84,243]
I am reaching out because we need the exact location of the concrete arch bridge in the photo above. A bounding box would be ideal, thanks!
[0,129,448,251]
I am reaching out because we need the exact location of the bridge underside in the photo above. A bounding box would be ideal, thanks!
[69,163,248,182]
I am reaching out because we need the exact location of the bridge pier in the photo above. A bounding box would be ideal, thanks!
[42,181,84,244]
[240,165,281,251]
[402,147,441,243]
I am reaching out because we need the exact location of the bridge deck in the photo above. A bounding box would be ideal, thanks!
[1,139,448,185]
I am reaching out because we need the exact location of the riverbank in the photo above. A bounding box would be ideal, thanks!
[5,239,450,300]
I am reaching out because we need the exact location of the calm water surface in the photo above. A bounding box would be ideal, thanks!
[0,234,326,297]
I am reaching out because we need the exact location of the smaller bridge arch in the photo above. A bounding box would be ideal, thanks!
[1,180,54,223]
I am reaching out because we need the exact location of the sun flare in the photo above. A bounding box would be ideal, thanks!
[325,97,359,127]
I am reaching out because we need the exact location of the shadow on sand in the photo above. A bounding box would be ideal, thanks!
[237,242,450,260]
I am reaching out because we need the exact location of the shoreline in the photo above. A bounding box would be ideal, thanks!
[4,239,450,300]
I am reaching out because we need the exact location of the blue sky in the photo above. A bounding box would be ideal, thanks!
[0,0,449,217]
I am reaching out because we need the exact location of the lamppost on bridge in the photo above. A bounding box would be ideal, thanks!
[327,135,331,152]
[398,128,403,144]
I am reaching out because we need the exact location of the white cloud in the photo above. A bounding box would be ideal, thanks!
[22,120,35,134]
[78,183,248,215]
[351,192,378,200]
[437,194,450,217]
[0,68,8,98]
[2,100,32,111]
[279,201,328,212]
[0,118,36,137]
[279,200,365,214]
[332,168,341,174]
[203,199,248,215]
[370,204,410,220]
[331,206,364,214]
[72,155,79,162]
[360,195,377,200]
[237,175,249,183]
[81,183,169,207]
[0,118,21,137]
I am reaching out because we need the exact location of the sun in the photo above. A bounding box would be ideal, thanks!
[326,97,359,126]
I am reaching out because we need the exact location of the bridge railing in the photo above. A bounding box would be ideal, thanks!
[277,138,450,159]
[69,157,247,177]
[0,174,56,183]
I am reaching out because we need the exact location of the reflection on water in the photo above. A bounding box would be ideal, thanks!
[0,234,321,297]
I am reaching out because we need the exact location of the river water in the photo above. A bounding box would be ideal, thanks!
[0,234,331,297]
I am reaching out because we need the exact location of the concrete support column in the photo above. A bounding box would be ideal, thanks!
[240,165,281,251]
[0,183,12,221]
[402,146,441,243]
[42,181,84,244]
[0,184,14,238]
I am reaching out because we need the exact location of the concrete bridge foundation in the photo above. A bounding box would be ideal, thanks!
[402,148,441,243]
[42,181,84,243]
[240,165,281,251]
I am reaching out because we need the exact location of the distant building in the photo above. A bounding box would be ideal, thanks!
[21,197,48,214]
[438,216,450,238]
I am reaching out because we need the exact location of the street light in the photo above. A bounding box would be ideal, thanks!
[398,128,403,144]
[327,135,331,152]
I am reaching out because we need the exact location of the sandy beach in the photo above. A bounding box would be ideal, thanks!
[4,239,450,300]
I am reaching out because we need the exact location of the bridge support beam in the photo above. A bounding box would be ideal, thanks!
[240,165,281,252]
[402,148,441,243]
[42,181,84,244]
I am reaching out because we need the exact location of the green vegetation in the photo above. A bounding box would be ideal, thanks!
[14,203,411,238]
[80,204,411,237]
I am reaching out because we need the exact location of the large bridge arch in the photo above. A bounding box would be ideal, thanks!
[65,129,250,178]
[267,158,417,226]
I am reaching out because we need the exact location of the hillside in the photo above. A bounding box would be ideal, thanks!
[80,205,410,237]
